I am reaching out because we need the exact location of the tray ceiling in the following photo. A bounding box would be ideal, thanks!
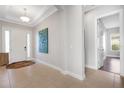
[0,5,58,27]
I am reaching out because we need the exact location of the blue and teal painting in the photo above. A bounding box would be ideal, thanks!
[39,28,48,53]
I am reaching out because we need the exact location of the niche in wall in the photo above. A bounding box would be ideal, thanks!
[39,28,48,53]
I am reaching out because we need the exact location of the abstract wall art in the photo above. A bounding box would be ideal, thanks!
[39,28,48,53]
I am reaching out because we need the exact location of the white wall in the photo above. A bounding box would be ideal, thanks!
[0,24,2,52]
[33,5,85,80]
[120,7,124,76]
[65,6,85,79]
[33,9,66,70]
[85,5,122,69]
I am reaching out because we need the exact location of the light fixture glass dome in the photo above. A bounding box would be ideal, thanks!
[20,8,30,22]
[20,16,30,22]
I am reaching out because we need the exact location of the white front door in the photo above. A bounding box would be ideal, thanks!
[10,30,27,63]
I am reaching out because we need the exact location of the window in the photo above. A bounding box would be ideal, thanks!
[5,30,10,53]
[27,33,31,58]
[111,33,120,51]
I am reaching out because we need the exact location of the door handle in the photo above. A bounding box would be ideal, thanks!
[24,46,27,51]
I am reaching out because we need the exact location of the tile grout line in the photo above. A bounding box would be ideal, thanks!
[113,73,115,88]
[7,69,12,88]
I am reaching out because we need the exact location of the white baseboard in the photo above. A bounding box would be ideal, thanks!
[66,71,85,80]
[32,58,62,72]
[120,74,124,77]
[32,58,84,80]
[120,72,124,77]
[86,65,97,70]
[106,55,120,58]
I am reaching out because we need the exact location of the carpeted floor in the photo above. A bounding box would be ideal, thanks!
[6,61,35,69]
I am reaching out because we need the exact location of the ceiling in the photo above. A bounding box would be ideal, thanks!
[0,5,58,27]
[101,13,119,29]
[84,5,120,29]
[84,5,100,13]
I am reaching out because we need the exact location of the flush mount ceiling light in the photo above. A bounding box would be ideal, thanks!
[20,16,30,22]
[20,8,30,22]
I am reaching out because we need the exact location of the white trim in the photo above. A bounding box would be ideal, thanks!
[120,73,124,77]
[65,71,85,80]
[33,58,84,80]
[86,65,98,70]
[0,18,33,27]
[95,9,122,70]
[84,6,100,13]
[97,9,122,19]
[33,6,58,27]
[33,58,62,72]
[106,55,120,58]
[119,8,124,75]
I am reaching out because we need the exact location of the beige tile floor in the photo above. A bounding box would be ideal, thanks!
[0,63,124,88]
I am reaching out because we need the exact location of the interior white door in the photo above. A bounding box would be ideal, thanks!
[97,19,105,69]
[10,30,27,63]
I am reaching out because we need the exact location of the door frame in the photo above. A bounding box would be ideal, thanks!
[2,29,32,63]
[95,8,124,75]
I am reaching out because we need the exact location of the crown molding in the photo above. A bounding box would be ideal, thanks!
[0,18,33,27]
[0,5,59,28]
[32,5,58,27]
[84,5,100,13]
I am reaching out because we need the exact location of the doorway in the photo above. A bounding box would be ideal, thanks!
[3,30,31,63]
[96,12,120,74]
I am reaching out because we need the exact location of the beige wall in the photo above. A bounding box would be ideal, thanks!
[33,6,85,80]
[33,10,66,70]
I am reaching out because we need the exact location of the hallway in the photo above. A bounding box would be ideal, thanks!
[100,57,120,74]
